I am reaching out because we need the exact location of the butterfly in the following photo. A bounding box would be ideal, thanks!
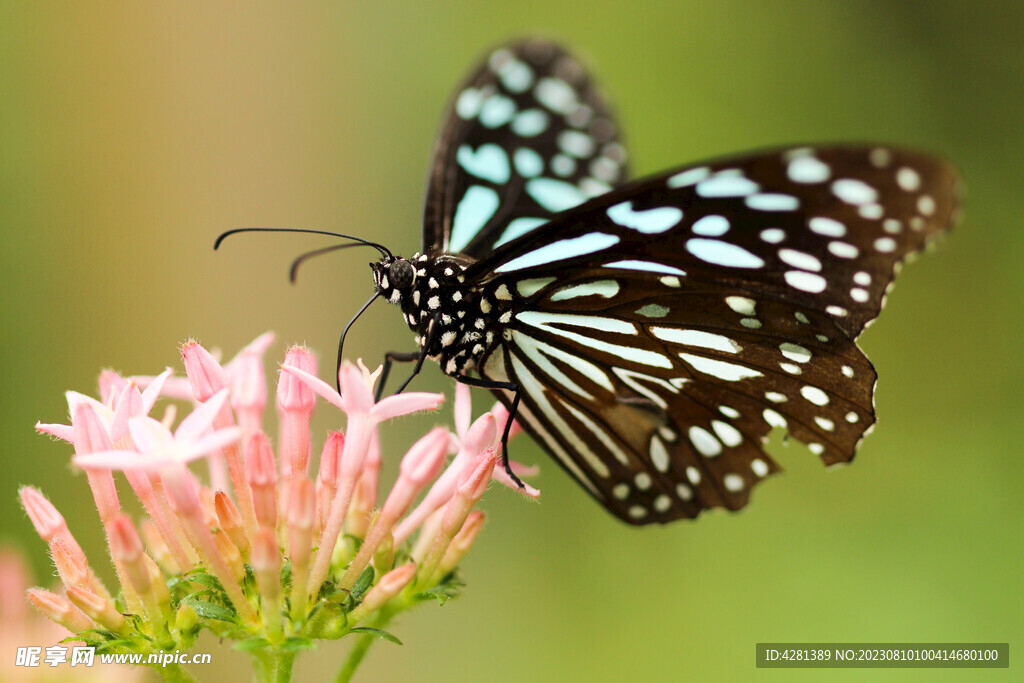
[220,39,959,525]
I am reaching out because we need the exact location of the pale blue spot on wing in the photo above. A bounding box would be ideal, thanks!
[557,130,595,158]
[636,303,670,318]
[692,214,730,236]
[450,186,499,253]
[667,166,710,188]
[686,239,765,268]
[456,144,510,184]
[479,95,516,128]
[511,109,549,137]
[455,88,483,119]
[535,77,577,114]
[526,178,587,212]
[580,178,612,198]
[498,59,534,93]
[513,148,544,178]
[550,280,620,301]
[551,154,576,177]
[745,193,800,211]
[607,201,683,234]
[495,233,619,273]
[604,260,686,276]
[495,217,548,247]
[695,173,760,197]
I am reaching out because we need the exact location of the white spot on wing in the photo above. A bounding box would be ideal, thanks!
[607,201,684,234]
[667,166,710,188]
[550,280,620,301]
[692,215,730,237]
[809,217,846,237]
[680,354,763,382]
[784,271,827,293]
[456,144,510,184]
[495,233,619,272]
[689,426,722,458]
[687,239,765,268]
[526,178,587,212]
[651,328,741,353]
[604,260,686,276]
[450,186,500,253]
[800,386,830,406]
[696,173,759,197]
[787,156,831,183]
[725,296,756,315]
[495,217,548,247]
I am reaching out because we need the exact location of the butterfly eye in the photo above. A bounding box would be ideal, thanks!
[388,259,416,289]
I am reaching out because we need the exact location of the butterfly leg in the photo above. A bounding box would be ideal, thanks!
[375,351,421,401]
[380,313,442,399]
[453,374,524,489]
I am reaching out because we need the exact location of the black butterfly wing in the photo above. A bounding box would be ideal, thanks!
[422,39,629,259]
[471,145,958,524]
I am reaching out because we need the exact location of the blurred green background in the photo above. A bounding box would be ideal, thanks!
[2,2,1021,681]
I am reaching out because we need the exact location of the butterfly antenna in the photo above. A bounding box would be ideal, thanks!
[336,291,381,392]
[214,227,393,260]
[288,242,371,283]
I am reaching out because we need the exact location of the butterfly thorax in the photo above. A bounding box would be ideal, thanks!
[371,252,506,376]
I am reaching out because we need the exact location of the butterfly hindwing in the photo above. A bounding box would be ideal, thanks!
[470,145,957,524]
[422,39,629,259]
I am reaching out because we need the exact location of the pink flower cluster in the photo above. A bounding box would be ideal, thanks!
[25,333,536,654]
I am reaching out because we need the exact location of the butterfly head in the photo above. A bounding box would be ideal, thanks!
[371,256,418,305]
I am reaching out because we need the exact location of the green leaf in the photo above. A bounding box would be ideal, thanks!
[183,596,237,623]
[350,567,375,601]
[185,572,225,592]
[282,636,318,652]
[233,637,271,652]
[349,627,403,645]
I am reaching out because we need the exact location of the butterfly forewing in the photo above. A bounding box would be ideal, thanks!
[470,144,957,524]
[422,39,629,259]
[471,145,958,337]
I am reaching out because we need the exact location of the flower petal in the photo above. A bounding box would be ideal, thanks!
[140,367,173,416]
[128,416,172,453]
[339,362,374,414]
[280,364,345,410]
[36,421,74,443]
[372,392,445,422]
[175,389,230,442]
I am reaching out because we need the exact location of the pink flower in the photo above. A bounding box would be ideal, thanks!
[23,334,532,680]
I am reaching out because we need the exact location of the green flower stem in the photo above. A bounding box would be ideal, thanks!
[251,648,297,683]
[334,612,395,683]
[155,662,200,683]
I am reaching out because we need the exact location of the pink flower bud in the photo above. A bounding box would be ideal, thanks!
[66,586,127,633]
[108,516,150,592]
[399,426,450,486]
[287,478,315,620]
[182,340,227,402]
[19,487,83,556]
[354,563,416,617]
[456,450,496,502]
[317,431,344,533]
[50,539,108,601]
[251,527,282,638]
[245,432,278,530]
[71,402,120,522]
[27,588,92,634]
[215,491,251,560]
[438,511,486,576]
[277,346,316,414]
